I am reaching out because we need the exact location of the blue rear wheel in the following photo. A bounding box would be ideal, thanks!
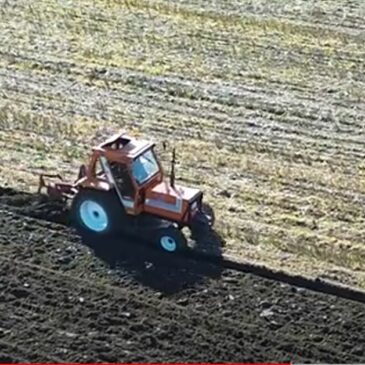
[79,200,109,232]
[71,189,125,236]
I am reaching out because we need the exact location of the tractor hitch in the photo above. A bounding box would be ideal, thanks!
[38,174,77,200]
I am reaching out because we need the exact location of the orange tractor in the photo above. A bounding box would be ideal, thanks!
[38,131,214,253]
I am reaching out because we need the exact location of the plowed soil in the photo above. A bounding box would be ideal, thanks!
[0,190,364,363]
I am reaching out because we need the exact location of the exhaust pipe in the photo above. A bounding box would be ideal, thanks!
[170,148,176,188]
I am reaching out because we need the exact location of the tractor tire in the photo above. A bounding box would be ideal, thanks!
[201,202,215,227]
[70,188,125,237]
[155,226,188,253]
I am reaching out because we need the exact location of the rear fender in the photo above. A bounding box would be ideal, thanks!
[79,179,112,191]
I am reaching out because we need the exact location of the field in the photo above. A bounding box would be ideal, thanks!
[0,0,365,361]
[1,0,365,289]
[1,188,365,362]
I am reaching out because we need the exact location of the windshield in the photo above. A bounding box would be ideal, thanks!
[131,149,160,185]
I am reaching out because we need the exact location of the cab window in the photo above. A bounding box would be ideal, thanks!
[110,162,135,198]
[131,150,159,185]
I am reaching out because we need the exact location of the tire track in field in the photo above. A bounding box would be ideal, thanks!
[2,48,364,110]
[3,71,364,147]
[5,0,365,36]
[1,66,365,170]
[153,0,365,34]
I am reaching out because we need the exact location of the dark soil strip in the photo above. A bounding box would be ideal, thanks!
[1,185,365,304]
[192,251,365,304]
[1,210,364,363]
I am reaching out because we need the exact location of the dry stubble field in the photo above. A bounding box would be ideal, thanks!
[0,0,365,290]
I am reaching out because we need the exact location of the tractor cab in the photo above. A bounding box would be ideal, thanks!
[80,133,163,214]
[79,132,203,225]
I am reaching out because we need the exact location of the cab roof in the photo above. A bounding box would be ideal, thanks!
[93,132,154,160]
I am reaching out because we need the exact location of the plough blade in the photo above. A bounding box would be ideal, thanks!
[38,174,76,200]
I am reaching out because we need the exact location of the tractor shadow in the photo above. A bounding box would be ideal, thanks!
[189,228,226,257]
[80,229,225,296]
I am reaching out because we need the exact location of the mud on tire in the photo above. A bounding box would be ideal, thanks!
[70,188,125,236]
